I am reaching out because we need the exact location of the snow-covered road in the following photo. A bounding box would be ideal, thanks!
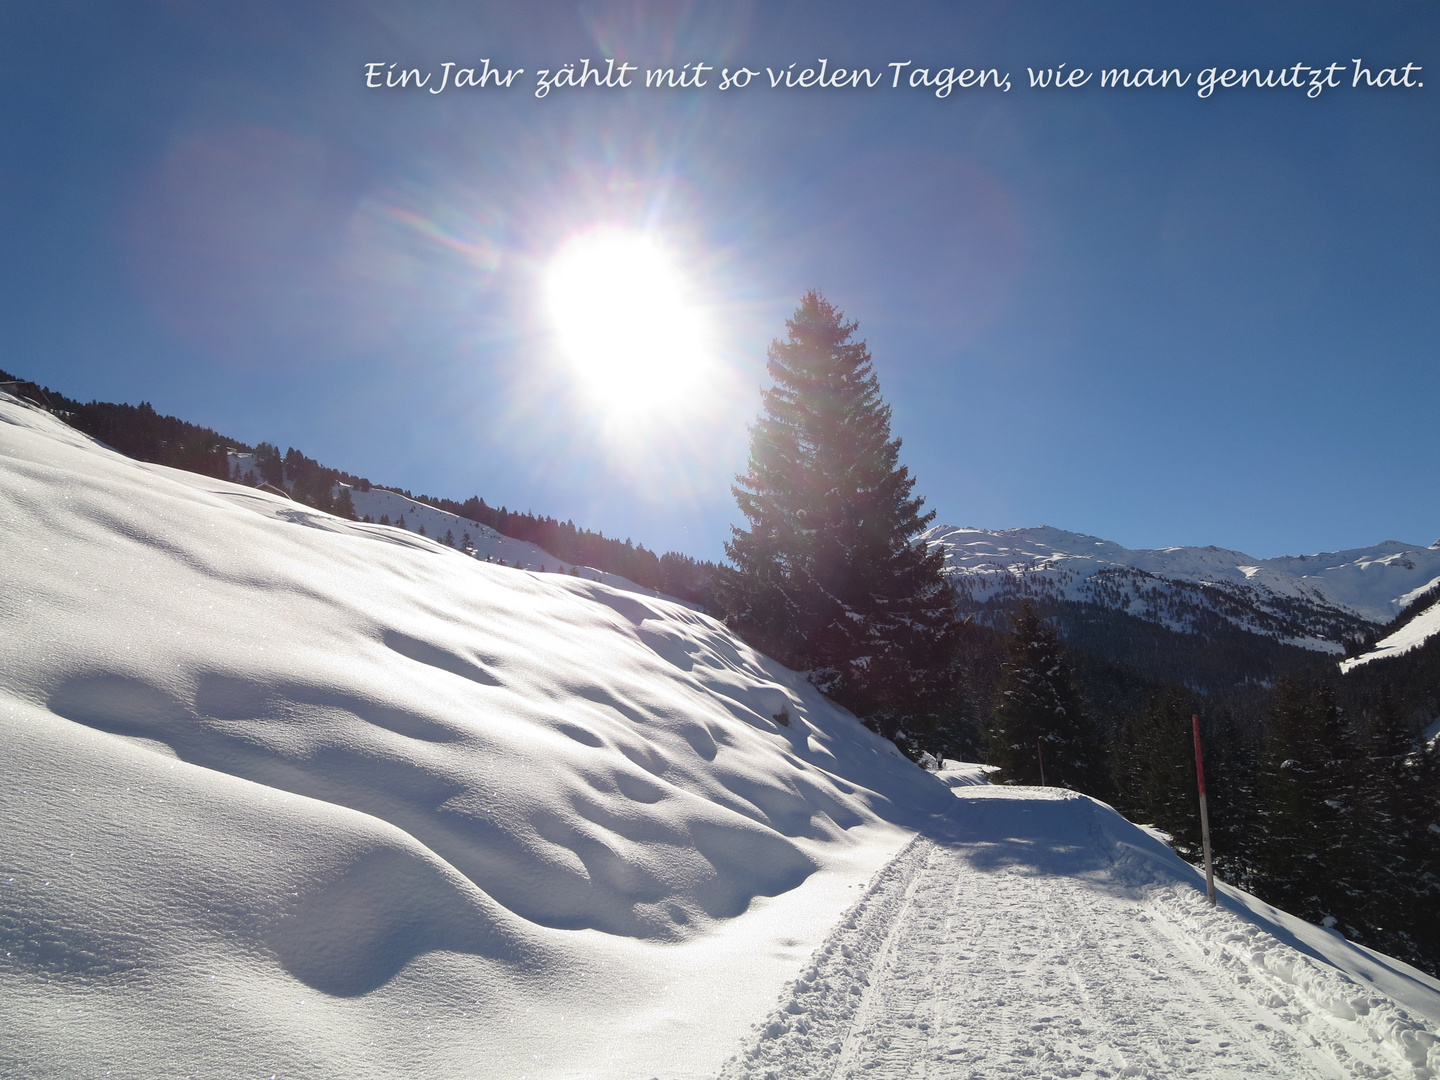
[722,788,1440,1080]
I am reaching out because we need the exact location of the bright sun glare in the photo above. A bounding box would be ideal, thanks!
[545,227,711,414]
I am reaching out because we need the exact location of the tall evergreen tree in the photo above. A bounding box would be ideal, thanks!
[986,601,1106,794]
[720,292,964,757]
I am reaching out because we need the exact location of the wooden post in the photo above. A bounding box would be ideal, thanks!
[1037,739,1047,787]
[1192,714,1216,905]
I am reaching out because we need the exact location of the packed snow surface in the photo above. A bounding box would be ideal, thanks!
[725,788,1440,1080]
[4,395,1439,1079]
[926,524,1440,651]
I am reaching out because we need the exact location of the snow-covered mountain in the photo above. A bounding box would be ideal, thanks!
[5,394,1439,1079]
[925,524,1440,654]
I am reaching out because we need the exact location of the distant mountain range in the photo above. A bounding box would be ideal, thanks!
[924,525,1440,657]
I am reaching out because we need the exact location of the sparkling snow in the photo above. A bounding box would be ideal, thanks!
[4,395,1438,1079]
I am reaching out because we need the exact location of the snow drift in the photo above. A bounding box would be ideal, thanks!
[0,393,945,1077]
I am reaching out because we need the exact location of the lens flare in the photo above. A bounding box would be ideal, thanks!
[545,227,712,414]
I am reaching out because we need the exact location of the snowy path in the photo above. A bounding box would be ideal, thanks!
[720,788,1439,1080]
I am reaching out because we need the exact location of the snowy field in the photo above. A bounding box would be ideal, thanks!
[0,394,944,1079]
[3,393,1439,1079]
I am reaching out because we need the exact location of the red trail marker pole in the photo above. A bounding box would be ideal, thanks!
[1192,714,1216,905]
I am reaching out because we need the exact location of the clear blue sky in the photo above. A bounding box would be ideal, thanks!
[3,2,1436,560]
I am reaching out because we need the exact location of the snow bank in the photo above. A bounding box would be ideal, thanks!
[0,394,949,1078]
[1073,789,1440,1031]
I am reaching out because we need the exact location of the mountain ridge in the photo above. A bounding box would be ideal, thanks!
[924,524,1440,655]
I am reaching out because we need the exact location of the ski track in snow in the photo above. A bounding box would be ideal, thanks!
[721,791,1440,1080]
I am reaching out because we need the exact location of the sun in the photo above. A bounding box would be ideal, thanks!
[544,227,712,414]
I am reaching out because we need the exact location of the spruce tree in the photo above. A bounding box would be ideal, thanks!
[720,291,964,757]
[986,601,1105,793]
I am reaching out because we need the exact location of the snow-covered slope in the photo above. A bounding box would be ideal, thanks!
[1342,594,1440,671]
[348,484,682,600]
[229,449,672,600]
[5,395,1439,1079]
[926,524,1440,652]
[1,395,945,1078]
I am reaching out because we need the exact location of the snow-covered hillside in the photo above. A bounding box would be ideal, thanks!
[5,395,1439,1079]
[229,449,671,600]
[926,524,1440,652]
[2,395,951,1078]
[1342,594,1440,672]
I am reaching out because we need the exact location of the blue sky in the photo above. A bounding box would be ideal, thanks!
[3,2,1436,561]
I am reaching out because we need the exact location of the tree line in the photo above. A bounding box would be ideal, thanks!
[390,490,714,604]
